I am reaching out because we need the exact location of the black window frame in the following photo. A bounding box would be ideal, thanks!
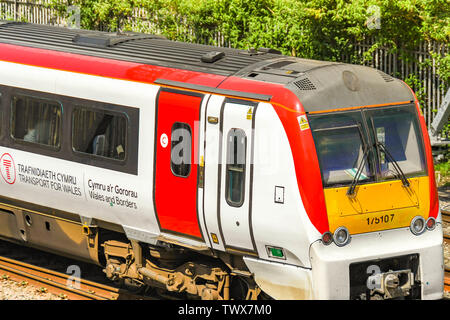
[10,93,63,151]
[170,121,192,178]
[225,128,247,208]
[71,105,129,163]
[0,84,139,175]
[0,90,3,140]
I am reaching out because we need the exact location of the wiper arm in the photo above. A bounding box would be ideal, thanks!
[376,141,410,188]
[347,146,370,196]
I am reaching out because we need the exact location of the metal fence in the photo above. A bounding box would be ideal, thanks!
[0,0,65,25]
[342,39,449,130]
[1,0,448,133]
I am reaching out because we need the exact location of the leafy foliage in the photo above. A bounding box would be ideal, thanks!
[45,0,449,132]
[47,0,448,72]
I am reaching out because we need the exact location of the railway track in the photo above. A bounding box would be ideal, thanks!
[0,255,149,300]
[445,271,450,294]
[443,209,450,246]
[443,209,450,223]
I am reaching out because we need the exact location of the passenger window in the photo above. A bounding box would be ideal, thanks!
[11,95,62,148]
[72,107,127,161]
[225,129,247,207]
[171,122,192,177]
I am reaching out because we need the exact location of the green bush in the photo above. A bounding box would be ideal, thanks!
[47,0,448,80]
[46,0,448,133]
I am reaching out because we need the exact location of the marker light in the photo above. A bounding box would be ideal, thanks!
[321,232,333,245]
[266,246,285,259]
[410,216,425,235]
[426,217,436,231]
[333,226,350,247]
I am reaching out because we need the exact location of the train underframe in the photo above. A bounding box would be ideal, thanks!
[100,239,263,300]
[0,202,443,300]
[0,203,264,300]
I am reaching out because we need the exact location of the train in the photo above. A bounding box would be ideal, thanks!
[0,21,444,300]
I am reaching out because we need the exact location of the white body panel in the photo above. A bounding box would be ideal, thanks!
[196,94,212,248]
[251,103,321,267]
[219,100,255,251]
[244,256,313,299]
[309,226,444,299]
[203,95,226,251]
[0,61,160,238]
[244,226,443,299]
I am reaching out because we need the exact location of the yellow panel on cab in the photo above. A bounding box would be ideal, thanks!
[324,176,429,235]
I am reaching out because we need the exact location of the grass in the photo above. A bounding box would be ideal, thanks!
[435,161,450,188]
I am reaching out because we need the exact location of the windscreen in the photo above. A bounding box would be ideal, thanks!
[368,105,426,180]
[309,104,426,188]
[309,112,374,187]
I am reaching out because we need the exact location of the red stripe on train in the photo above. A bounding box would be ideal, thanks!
[0,42,331,235]
[0,43,226,87]
[402,81,439,219]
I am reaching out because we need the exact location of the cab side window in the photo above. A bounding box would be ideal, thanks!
[11,95,62,148]
[225,128,247,207]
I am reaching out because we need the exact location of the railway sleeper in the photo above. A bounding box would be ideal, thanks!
[101,240,259,300]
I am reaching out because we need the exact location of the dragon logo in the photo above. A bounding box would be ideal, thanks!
[0,153,16,184]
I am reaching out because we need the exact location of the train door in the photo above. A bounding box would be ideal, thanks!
[203,97,257,253]
[154,88,204,240]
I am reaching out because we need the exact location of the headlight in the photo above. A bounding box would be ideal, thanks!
[410,216,425,235]
[333,226,350,247]
[426,217,436,231]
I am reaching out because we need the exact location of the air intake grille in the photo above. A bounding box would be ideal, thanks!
[293,78,316,90]
[267,60,295,69]
[378,70,395,82]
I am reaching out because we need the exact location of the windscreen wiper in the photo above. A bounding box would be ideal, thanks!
[347,145,371,196]
[376,141,411,188]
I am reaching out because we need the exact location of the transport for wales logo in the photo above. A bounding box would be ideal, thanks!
[0,153,16,184]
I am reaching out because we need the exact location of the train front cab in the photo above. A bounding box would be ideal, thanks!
[307,101,444,300]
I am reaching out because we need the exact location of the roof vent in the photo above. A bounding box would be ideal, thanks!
[293,78,316,90]
[242,47,280,56]
[73,32,166,48]
[257,47,282,54]
[201,51,225,63]
[378,70,395,82]
[266,60,296,69]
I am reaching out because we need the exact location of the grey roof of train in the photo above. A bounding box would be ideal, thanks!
[0,21,414,112]
[0,21,283,76]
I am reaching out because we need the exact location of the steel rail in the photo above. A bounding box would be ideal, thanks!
[442,209,450,223]
[445,271,450,294]
[0,255,144,300]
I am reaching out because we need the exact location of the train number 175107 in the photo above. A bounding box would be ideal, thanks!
[367,214,394,225]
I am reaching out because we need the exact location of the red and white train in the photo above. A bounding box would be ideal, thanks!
[0,21,444,299]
